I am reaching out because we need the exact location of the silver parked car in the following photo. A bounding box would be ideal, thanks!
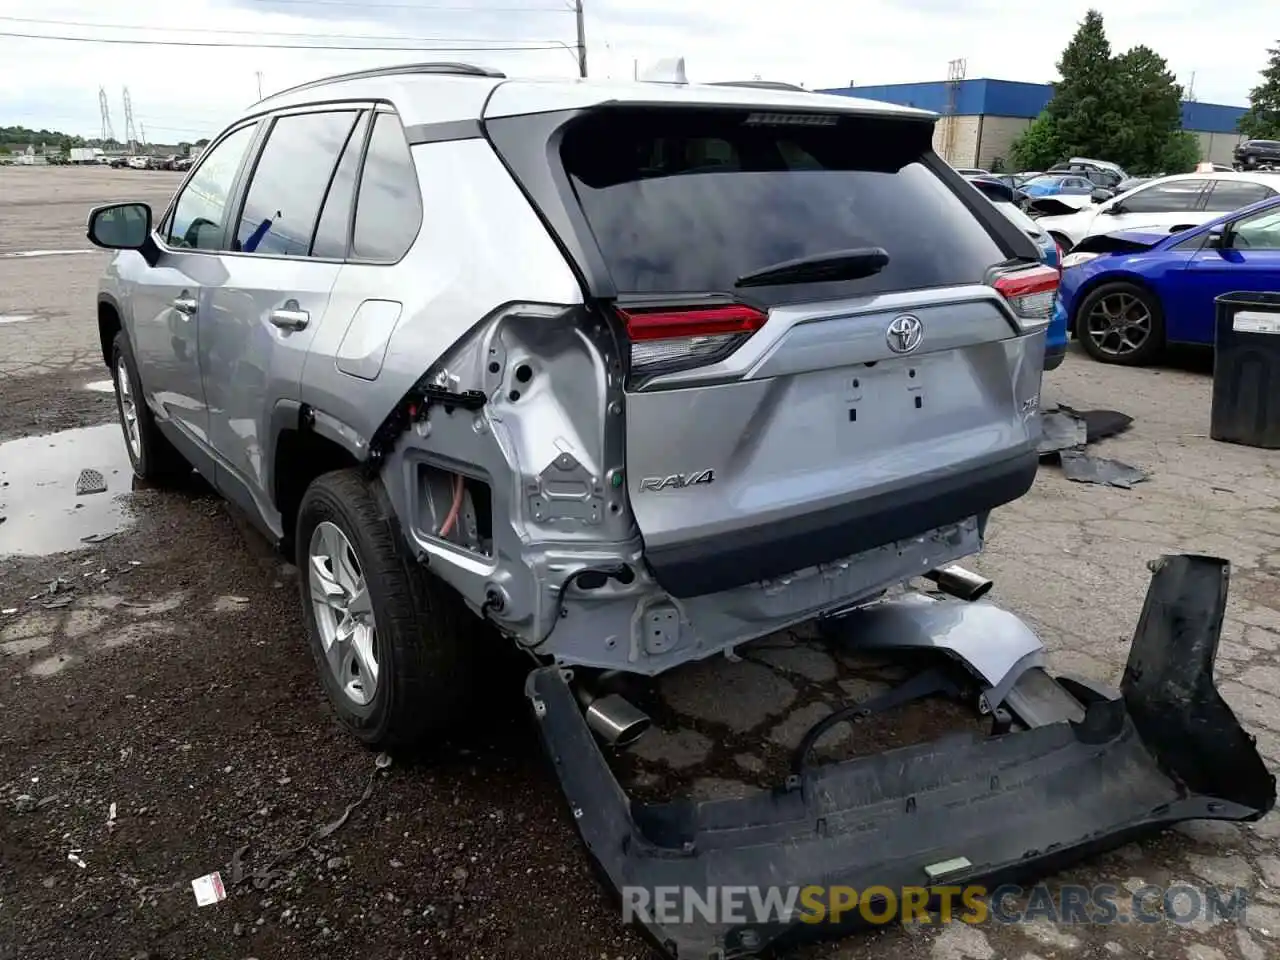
[87,62,1271,959]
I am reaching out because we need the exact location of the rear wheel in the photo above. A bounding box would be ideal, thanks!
[296,469,479,748]
[1076,281,1166,366]
[111,331,190,483]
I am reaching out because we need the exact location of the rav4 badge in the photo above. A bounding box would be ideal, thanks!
[638,469,715,492]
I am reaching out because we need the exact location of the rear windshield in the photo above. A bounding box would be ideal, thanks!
[559,108,1013,302]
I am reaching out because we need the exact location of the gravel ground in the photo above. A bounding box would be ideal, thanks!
[2,165,1280,960]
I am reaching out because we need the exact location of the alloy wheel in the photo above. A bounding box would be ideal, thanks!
[1085,291,1152,358]
[116,355,141,459]
[309,521,379,706]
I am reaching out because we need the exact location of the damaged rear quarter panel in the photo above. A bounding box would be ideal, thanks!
[300,136,583,460]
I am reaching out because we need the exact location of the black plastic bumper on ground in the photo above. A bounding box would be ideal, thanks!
[526,555,1275,960]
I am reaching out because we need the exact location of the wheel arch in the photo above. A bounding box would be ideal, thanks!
[272,405,363,553]
[1069,270,1165,338]
[97,293,125,368]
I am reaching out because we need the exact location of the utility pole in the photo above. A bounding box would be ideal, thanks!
[255,71,264,100]
[574,0,587,78]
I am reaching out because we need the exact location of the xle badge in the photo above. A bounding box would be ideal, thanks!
[638,469,715,492]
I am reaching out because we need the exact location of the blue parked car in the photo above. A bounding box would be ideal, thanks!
[1058,193,1280,365]
[969,177,1068,370]
[1018,174,1097,198]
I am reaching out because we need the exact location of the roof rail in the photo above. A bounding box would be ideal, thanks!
[262,62,504,102]
[711,80,807,92]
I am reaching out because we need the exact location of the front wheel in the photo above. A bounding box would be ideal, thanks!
[111,331,190,483]
[1075,281,1166,366]
[296,469,480,748]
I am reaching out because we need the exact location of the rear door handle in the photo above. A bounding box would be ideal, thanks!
[172,294,197,317]
[269,307,310,332]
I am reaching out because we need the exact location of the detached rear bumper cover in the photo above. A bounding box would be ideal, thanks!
[526,555,1275,960]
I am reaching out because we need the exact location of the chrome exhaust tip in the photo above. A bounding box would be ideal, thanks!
[583,693,651,748]
[924,565,994,602]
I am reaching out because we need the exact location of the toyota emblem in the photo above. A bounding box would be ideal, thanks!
[886,314,924,354]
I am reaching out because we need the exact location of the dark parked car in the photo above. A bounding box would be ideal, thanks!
[1234,139,1280,170]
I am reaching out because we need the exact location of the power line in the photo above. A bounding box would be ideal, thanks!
[244,0,571,11]
[0,15,560,44]
[0,30,567,52]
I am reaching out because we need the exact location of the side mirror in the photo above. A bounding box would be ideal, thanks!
[1207,227,1227,249]
[1091,188,1114,203]
[87,202,153,250]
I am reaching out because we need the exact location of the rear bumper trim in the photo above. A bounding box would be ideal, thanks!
[527,555,1275,960]
[644,443,1039,599]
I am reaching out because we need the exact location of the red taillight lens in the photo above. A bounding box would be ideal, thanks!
[615,303,768,384]
[992,264,1059,329]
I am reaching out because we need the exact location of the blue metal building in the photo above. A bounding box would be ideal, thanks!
[816,79,1247,169]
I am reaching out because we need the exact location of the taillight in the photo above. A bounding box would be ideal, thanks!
[992,264,1059,331]
[615,303,768,385]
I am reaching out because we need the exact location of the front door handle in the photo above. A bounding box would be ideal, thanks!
[269,306,310,332]
[172,294,197,317]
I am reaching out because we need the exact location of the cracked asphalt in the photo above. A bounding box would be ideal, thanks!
[2,165,1280,960]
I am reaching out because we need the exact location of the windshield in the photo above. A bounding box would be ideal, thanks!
[1023,176,1065,188]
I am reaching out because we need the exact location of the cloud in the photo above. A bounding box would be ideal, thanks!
[0,0,1271,142]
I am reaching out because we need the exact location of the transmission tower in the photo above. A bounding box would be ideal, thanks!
[942,57,967,165]
[122,86,140,154]
[98,87,115,144]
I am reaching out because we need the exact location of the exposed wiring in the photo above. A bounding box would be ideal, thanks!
[439,474,465,539]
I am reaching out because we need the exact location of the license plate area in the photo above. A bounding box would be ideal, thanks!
[843,355,930,424]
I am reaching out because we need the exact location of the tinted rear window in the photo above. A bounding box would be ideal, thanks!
[559,108,1013,302]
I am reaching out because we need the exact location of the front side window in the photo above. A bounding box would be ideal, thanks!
[1232,207,1280,250]
[167,124,257,251]
[235,110,359,257]
[351,112,422,261]
[1119,180,1205,214]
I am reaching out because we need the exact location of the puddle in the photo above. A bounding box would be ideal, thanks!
[0,424,135,558]
[84,379,115,394]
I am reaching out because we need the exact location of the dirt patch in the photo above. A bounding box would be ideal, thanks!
[0,367,118,443]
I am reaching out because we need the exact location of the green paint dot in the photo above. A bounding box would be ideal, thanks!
[611,472,623,488]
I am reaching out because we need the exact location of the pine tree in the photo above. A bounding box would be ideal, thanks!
[1239,43,1280,140]
[1045,9,1123,153]
[1110,45,1188,172]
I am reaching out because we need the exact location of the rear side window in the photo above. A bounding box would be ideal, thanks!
[1204,180,1275,210]
[351,112,422,262]
[311,112,371,259]
[559,108,1013,303]
[235,110,359,256]
[1120,180,1205,214]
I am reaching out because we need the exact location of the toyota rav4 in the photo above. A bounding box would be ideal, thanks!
[87,63,1272,959]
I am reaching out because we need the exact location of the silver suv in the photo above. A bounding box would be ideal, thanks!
[87,64,1275,958]
[89,63,1052,739]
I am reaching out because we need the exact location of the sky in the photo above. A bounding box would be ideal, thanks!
[0,0,1273,143]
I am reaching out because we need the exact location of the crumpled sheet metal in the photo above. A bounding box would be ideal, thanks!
[1038,403,1148,488]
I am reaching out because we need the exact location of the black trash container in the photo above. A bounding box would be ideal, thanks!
[1211,291,1280,449]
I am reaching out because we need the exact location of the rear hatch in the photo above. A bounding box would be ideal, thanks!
[486,100,1051,598]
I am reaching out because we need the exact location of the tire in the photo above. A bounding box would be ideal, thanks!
[1075,281,1166,367]
[111,330,191,483]
[296,469,479,748]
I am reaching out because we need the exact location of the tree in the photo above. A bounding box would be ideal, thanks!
[1007,10,1201,174]
[1239,43,1280,140]
[1009,113,1061,171]
[1110,45,1187,173]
